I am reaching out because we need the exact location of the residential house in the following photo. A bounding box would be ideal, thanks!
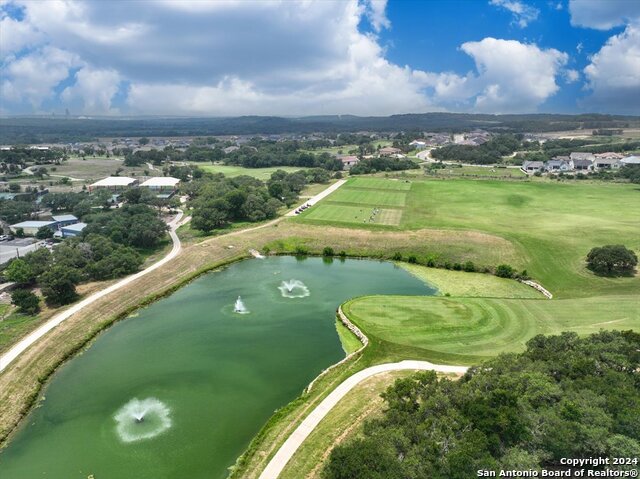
[569,152,595,162]
[223,146,240,154]
[621,155,640,165]
[571,159,594,171]
[594,158,621,170]
[338,155,359,170]
[595,152,624,160]
[522,161,544,174]
[379,147,402,156]
[545,158,571,172]
[409,140,427,150]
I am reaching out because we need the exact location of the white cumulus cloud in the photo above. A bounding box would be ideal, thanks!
[569,0,640,30]
[489,0,540,28]
[582,24,640,113]
[0,0,571,115]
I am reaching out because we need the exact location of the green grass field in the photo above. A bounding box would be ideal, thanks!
[195,164,303,180]
[328,188,407,207]
[426,165,527,178]
[400,263,541,298]
[298,177,640,298]
[348,177,413,190]
[343,294,640,365]
[303,204,403,226]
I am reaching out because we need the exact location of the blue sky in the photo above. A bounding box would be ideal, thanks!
[1,0,639,116]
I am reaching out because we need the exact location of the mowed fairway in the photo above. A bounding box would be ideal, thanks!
[329,188,407,207]
[300,177,411,226]
[344,294,640,365]
[304,204,403,226]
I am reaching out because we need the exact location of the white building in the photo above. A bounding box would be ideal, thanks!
[88,177,138,192]
[140,177,181,191]
[10,220,58,236]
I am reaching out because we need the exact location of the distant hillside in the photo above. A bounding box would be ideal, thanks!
[1,113,639,144]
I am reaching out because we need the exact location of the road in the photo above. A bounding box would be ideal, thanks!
[285,179,346,216]
[258,359,468,479]
[0,211,185,373]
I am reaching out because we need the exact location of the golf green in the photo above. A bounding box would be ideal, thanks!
[0,257,433,479]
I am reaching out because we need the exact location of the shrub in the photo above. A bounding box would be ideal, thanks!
[407,255,418,264]
[586,245,638,277]
[294,245,308,256]
[322,246,335,257]
[4,259,36,285]
[391,252,402,261]
[452,262,462,271]
[463,261,476,272]
[338,250,347,258]
[11,288,40,314]
[495,264,515,278]
[36,226,54,240]
[443,261,452,270]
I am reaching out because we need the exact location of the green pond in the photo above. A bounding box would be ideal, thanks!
[0,256,434,479]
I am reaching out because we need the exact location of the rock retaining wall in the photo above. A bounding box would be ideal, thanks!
[304,305,368,393]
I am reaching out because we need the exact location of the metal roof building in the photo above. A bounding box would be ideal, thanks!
[10,220,58,236]
[140,177,181,189]
[89,177,138,191]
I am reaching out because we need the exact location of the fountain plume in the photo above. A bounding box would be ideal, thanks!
[234,296,249,314]
[278,280,310,298]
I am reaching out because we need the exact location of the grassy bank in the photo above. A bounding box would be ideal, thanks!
[343,294,640,365]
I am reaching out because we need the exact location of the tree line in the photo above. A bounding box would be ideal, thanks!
[324,330,640,479]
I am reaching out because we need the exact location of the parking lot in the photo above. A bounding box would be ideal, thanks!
[0,238,42,265]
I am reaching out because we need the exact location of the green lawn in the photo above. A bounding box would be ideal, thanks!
[400,263,541,298]
[195,164,303,180]
[298,177,640,298]
[343,294,640,365]
[348,177,413,190]
[335,320,363,355]
[401,179,640,298]
[328,188,407,207]
[426,165,527,178]
[0,304,40,354]
[303,204,403,226]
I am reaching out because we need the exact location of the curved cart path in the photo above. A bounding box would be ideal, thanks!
[259,360,468,479]
[0,211,185,372]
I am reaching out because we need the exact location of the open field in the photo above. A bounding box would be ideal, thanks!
[400,263,541,298]
[45,157,151,181]
[328,187,407,207]
[348,177,413,190]
[303,204,403,226]
[426,165,527,178]
[194,164,303,180]
[298,177,640,298]
[343,294,640,365]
